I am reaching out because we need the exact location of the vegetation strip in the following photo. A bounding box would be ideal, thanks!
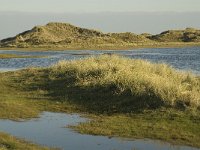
[0,54,45,59]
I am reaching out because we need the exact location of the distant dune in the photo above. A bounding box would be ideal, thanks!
[0,22,200,49]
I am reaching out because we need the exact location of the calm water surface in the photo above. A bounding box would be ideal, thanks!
[0,112,199,150]
[0,47,200,74]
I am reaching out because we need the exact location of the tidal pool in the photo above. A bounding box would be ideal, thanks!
[0,112,199,150]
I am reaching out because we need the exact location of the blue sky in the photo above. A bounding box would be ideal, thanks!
[0,0,200,12]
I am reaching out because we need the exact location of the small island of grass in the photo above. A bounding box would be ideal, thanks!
[0,55,199,148]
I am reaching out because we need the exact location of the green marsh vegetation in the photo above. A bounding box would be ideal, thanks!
[0,55,200,148]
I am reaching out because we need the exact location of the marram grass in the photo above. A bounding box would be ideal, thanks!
[49,55,200,112]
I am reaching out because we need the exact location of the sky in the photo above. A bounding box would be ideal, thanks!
[1,0,200,12]
[0,0,200,39]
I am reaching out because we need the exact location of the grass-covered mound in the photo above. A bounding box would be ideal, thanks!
[48,55,200,113]
[1,22,200,49]
[151,28,200,42]
[5,55,199,114]
[2,55,199,116]
[0,22,151,48]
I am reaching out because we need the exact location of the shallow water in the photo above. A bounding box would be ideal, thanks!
[0,112,199,150]
[0,47,200,74]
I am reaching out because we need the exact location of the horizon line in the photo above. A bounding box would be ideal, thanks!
[1,10,200,14]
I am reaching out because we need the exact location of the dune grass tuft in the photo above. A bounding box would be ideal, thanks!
[49,55,200,112]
